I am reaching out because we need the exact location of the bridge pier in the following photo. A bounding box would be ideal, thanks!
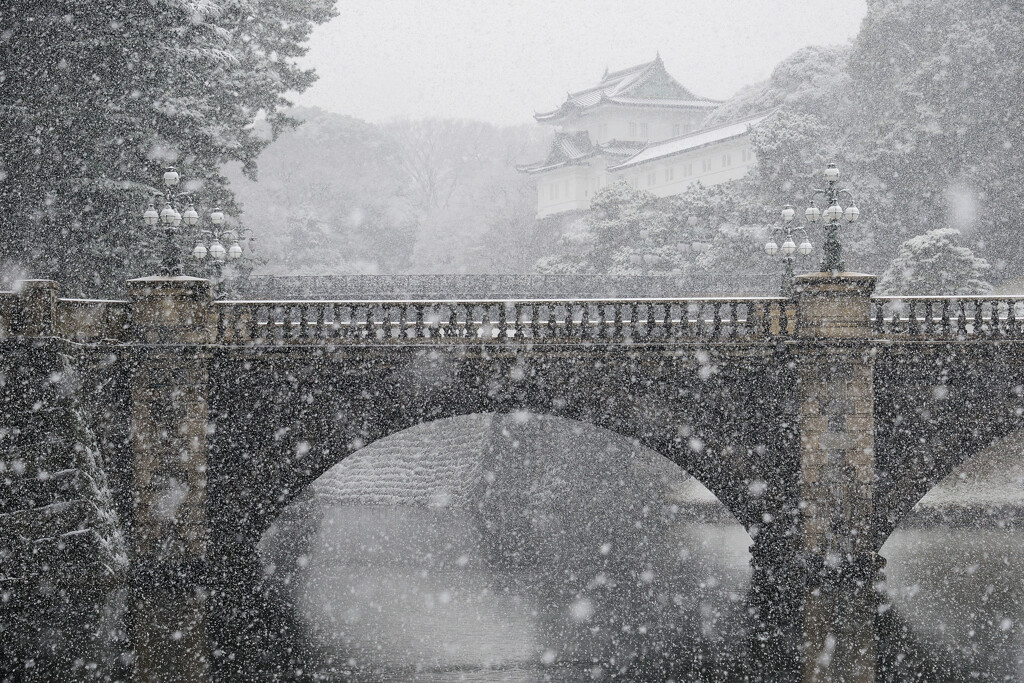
[792,273,881,683]
[127,276,214,682]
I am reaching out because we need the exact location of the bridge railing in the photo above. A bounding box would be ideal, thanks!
[212,297,794,345]
[873,296,1024,339]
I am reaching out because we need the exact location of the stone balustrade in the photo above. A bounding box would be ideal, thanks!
[212,297,793,345]
[873,296,1024,339]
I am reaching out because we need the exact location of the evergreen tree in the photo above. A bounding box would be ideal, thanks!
[879,228,991,295]
[0,0,336,295]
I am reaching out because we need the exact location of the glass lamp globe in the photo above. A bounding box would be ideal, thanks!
[210,208,225,226]
[143,204,159,226]
[765,241,779,256]
[160,204,176,225]
[209,239,226,261]
[781,205,796,222]
[182,205,200,226]
[192,243,208,260]
[844,206,860,223]
[824,204,844,222]
[781,239,797,256]
[805,205,821,223]
[228,243,242,259]
[163,167,180,187]
[824,164,840,182]
[799,241,812,256]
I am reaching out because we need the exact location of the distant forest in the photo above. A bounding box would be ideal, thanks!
[226,111,554,276]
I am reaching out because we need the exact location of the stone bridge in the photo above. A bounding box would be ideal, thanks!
[2,274,1024,682]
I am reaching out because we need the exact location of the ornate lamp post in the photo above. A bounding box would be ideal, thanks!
[142,167,243,277]
[804,163,859,273]
[765,205,813,296]
[142,167,188,276]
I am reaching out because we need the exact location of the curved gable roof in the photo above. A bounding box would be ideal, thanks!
[535,56,720,122]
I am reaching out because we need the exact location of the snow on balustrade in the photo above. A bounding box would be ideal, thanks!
[212,297,793,344]
[873,296,1024,339]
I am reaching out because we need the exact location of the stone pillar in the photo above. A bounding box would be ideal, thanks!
[792,273,880,683]
[127,276,214,682]
[14,279,59,337]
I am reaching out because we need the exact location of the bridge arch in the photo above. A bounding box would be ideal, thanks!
[207,344,794,548]
[257,412,755,678]
[873,344,1024,545]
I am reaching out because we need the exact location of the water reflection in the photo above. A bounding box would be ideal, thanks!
[883,527,1024,681]
[256,415,1024,681]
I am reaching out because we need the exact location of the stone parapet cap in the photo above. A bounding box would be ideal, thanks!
[127,276,211,299]
[794,272,876,296]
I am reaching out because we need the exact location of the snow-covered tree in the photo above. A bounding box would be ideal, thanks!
[879,228,992,295]
[0,0,336,294]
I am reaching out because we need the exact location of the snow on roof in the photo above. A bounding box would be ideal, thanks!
[535,56,719,122]
[517,134,644,174]
[608,111,773,171]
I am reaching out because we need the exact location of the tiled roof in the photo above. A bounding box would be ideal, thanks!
[535,56,719,122]
[517,135,645,174]
[608,111,773,171]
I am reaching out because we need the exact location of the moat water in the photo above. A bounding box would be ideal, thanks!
[259,507,1024,682]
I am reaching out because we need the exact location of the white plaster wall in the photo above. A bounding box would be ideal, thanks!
[532,136,757,218]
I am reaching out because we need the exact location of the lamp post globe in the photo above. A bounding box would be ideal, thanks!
[209,239,227,261]
[163,167,180,187]
[143,204,159,227]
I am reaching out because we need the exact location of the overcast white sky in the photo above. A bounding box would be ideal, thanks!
[296,0,868,126]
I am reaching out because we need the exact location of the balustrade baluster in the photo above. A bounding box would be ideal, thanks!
[448,304,458,338]
[940,300,951,336]
[1008,299,1018,336]
[364,307,376,339]
[630,302,639,341]
[729,301,739,338]
[394,305,405,340]
[712,302,722,339]
[296,305,308,340]
[992,300,1003,336]
[529,303,539,339]
[410,304,421,338]
[511,303,521,339]
[924,301,934,335]
[907,301,919,336]
[779,301,789,337]
[547,304,557,338]
[873,300,884,334]
[642,303,652,339]
[956,300,968,337]
[974,300,984,336]
[498,303,507,340]
[613,303,623,339]
[245,305,258,341]
[476,305,488,341]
